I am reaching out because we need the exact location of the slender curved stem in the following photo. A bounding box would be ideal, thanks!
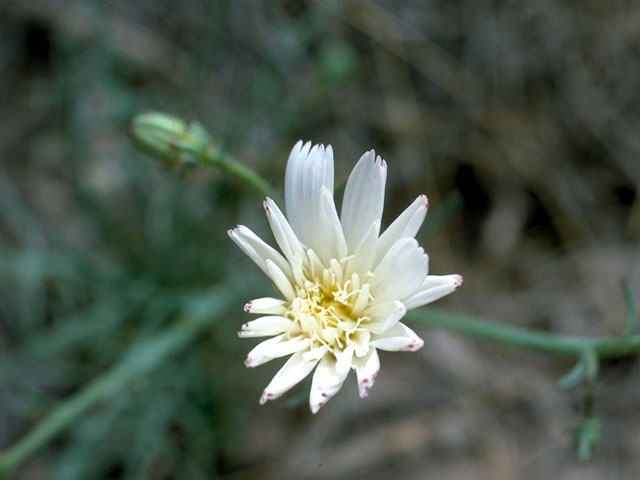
[202,146,281,203]
[407,308,640,357]
[0,291,232,477]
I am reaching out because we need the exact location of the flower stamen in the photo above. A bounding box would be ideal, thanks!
[283,250,374,357]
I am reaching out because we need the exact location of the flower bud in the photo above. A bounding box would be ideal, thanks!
[129,112,210,167]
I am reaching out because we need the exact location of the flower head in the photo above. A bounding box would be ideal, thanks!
[229,141,461,413]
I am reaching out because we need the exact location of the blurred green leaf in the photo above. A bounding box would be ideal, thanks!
[0,289,234,476]
[573,417,601,462]
[318,42,360,84]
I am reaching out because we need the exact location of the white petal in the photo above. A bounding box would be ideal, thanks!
[228,226,292,280]
[402,274,463,310]
[349,329,371,357]
[309,352,352,414]
[340,151,386,253]
[302,345,330,362]
[370,322,424,352]
[283,141,308,226]
[375,195,429,267]
[284,142,334,249]
[244,334,310,368]
[351,281,372,317]
[263,197,306,264]
[345,220,379,279]
[335,344,355,375]
[353,349,380,398]
[283,140,310,238]
[288,255,306,288]
[259,351,319,404]
[306,248,325,279]
[363,300,398,321]
[244,297,287,315]
[371,238,429,302]
[314,186,347,265]
[365,300,407,334]
[238,316,292,338]
[265,260,296,301]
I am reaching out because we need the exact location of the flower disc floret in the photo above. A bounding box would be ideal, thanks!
[284,257,374,355]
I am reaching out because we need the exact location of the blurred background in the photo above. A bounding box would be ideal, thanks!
[1,0,639,478]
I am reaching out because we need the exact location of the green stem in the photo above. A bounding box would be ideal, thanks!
[202,146,281,203]
[408,308,640,357]
[0,291,231,477]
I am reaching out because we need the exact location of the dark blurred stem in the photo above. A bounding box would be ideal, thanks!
[202,146,281,203]
[0,292,231,477]
[409,309,640,357]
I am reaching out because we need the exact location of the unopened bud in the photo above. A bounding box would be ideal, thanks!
[129,112,211,167]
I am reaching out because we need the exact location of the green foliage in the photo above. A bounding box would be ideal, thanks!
[574,417,601,462]
[0,133,251,477]
[317,42,360,84]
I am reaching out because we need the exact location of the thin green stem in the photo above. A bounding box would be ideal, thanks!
[408,308,640,357]
[0,291,231,477]
[202,146,281,203]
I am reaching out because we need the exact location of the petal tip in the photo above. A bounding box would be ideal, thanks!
[310,401,324,414]
[261,388,285,405]
[326,144,333,157]
[289,140,304,157]
[237,323,249,337]
[359,379,371,398]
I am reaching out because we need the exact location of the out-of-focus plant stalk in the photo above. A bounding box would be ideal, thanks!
[130,112,279,202]
[408,308,640,357]
[0,291,232,478]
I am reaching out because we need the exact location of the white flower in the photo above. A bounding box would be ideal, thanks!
[228,141,462,413]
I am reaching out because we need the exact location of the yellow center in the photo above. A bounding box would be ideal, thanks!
[284,259,374,354]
